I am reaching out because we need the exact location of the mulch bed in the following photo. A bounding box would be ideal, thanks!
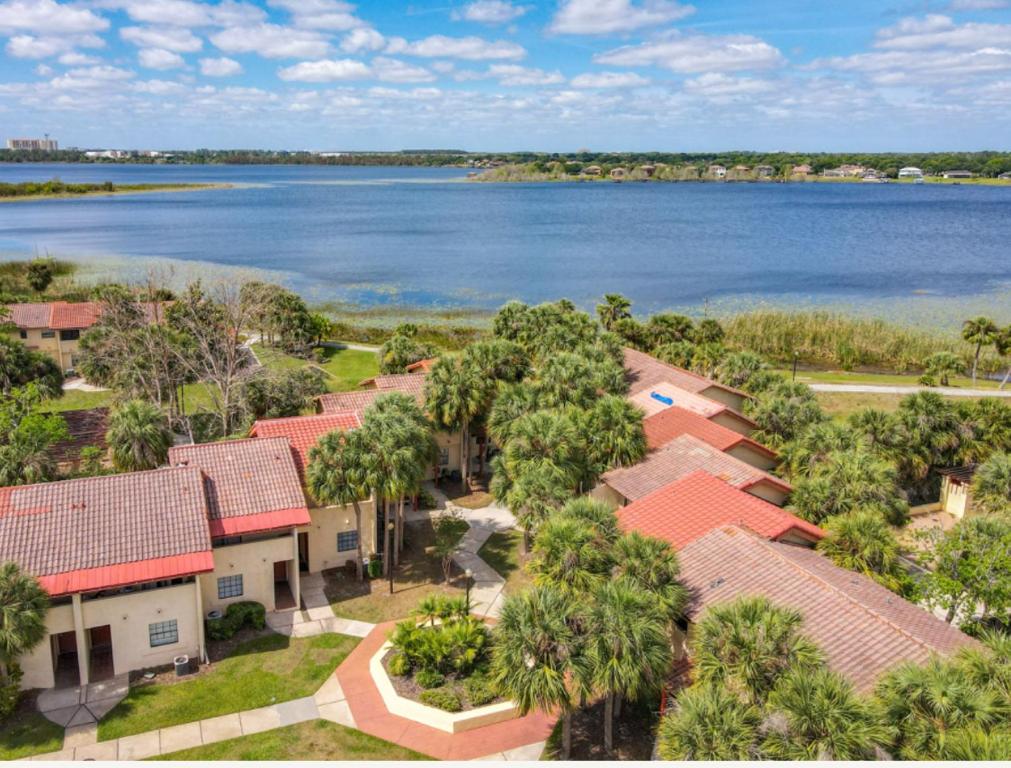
[126,626,273,688]
[547,697,660,761]
[379,648,503,712]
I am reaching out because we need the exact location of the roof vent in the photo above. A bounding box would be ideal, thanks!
[708,577,725,590]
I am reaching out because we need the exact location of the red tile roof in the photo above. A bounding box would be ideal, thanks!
[644,405,776,457]
[0,468,214,596]
[168,438,310,537]
[6,303,51,328]
[624,347,747,401]
[617,470,821,550]
[601,434,791,503]
[250,411,362,478]
[629,382,728,419]
[316,389,385,414]
[5,301,169,330]
[678,525,979,692]
[360,372,427,396]
[406,358,437,372]
[50,408,109,465]
[49,301,102,330]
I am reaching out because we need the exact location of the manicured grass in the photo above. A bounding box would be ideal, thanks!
[42,388,114,412]
[251,343,379,393]
[325,519,467,624]
[477,530,532,596]
[0,708,65,760]
[778,368,1001,390]
[97,632,358,741]
[150,718,432,760]
[816,391,980,418]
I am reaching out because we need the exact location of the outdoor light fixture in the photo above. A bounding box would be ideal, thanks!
[387,521,396,595]
[465,567,473,612]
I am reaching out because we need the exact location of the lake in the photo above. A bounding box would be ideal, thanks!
[1,163,1009,324]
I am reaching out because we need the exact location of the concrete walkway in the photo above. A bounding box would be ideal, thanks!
[266,573,375,639]
[809,382,1011,398]
[37,675,129,729]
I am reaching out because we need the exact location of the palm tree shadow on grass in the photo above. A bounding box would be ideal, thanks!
[543,697,659,761]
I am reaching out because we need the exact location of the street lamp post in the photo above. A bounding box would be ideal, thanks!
[464,568,473,613]
[387,521,395,595]
[792,351,799,382]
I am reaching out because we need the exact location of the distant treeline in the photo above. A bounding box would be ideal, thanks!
[5,149,1011,176]
[0,179,115,197]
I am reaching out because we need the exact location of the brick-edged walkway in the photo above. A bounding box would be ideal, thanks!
[336,620,553,760]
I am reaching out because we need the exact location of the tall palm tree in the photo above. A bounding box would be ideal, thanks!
[763,666,889,760]
[715,350,766,390]
[588,577,673,753]
[956,398,1011,465]
[612,532,688,627]
[490,587,590,760]
[692,596,823,705]
[962,316,999,385]
[307,428,371,580]
[656,683,761,760]
[557,497,620,545]
[789,448,908,525]
[584,395,647,473]
[875,657,1000,759]
[595,293,631,331]
[106,399,173,472]
[897,391,962,491]
[486,382,538,445]
[424,356,488,485]
[780,421,858,480]
[924,351,964,387]
[499,410,582,482]
[490,459,571,550]
[940,728,1011,760]
[971,452,1011,515]
[0,562,48,685]
[817,509,910,594]
[533,353,601,410]
[996,325,1011,390]
[848,407,908,463]
[529,515,612,597]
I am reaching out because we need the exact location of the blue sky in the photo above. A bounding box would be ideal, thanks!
[2,0,1010,151]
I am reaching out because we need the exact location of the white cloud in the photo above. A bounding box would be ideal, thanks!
[550,0,694,35]
[105,0,266,27]
[948,0,1008,9]
[211,24,330,58]
[340,28,385,53]
[138,48,185,69]
[133,78,185,94]
[570,71,649,88]
[371,57,435,83]
[200,56,242,76]
[451,1,530,25]
[682,72,776,98]
[813,47,1011,84]
[389,34,525,60]
[277,58,370,82]
[34,63,53,76]
[269,0,364,31]
[5,34,102,59]
[59,51,100,66]
[875,14,1011,50]
[488,64,564,85]
[596,31,784,73]
[0,0,108,34]
[51,64,134,90]
[121,26,202,52]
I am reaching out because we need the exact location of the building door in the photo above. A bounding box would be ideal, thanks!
[298,532,309,572]
[273,561,288,582]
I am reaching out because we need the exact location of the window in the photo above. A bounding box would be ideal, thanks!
[438,448,449,467]
[217,574,243,599]
[41,330,55,339]
[59,329,80,341]
[149,619,178,647]
[337,530,358,552]
[18,330,26,339]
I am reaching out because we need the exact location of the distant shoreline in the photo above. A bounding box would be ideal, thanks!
[0,182,232,203]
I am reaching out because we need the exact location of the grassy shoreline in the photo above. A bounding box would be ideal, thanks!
[0,182,231,202]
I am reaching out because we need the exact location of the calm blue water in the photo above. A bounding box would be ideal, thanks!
[1,163,1009,315]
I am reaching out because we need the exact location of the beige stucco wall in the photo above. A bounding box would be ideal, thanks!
[726,443,778,471]
[591,482,628,508]
[306,500,376,573]
[746,481,789,507]
[940,477,972,519]
[12,329,82,372]
[203,535,294,613]
[711,411,753,436]
[701,385,747,413]
[19,603,74,689]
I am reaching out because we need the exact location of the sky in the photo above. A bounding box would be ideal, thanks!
[1,0,1011,152]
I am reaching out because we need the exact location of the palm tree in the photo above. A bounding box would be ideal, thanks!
[0,562,48,686]
[557,497,620,545]
[424,356,488,486]
[692,596,823,705]
[746,380,826,448]
[691,342,725,378]
[106,399,173,472]
[533,353,601,410]
[955,630,1011,709]
[529,515,612,597]
[584,395,647,473]
[940,728,1011,760]
[789,448,909,525]
[656,683,761,760]
[307,428,371,580]
[763,666,889,760]
[957,398,1011,465]
[499,410,582,482]
[486,382,538,445]
[490,460,571,551]
[595,293,631,331]
[780,421,858,480]
[924,351,964,387]
[848,407,908,463]
[875,657,1000,759]
[588,577,673,754]
[646,312,694,347]
[612,531,688,627]
[715,350,766,390]
[817,509,910,594]
[652,341,694,368]
[490,587,590,760]
[896,391,962,492]
[963,316,999,385]
[971,452,1011,515]
[996,325,1011,390]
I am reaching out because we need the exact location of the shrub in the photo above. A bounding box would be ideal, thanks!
[0,665,23,719]
[420,688,462,712]
[367,556,383,579]
[416,668,445,689]
[464,675,497,707]
[206,601,266,641]
[388,652,411,677]
[417,488,437,510]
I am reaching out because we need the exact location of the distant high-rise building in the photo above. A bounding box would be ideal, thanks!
[6,137,59,151]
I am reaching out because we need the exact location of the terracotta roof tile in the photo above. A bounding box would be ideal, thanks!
[629,382,727,419]
[168,438,309,536]
[5,303,51,328]
[0,468,213,596]
[601,434,791,503]
[50,408,109,465]
[361,372,427,396]
[624,347,747,400]
[678,525,979,692]
[5,301,168,331]
[644,405,776,457]
[406,358,437,372]
[617,470,821,550]
[250,411,362,478]
[49,301,102,330]
[316,389,386,414]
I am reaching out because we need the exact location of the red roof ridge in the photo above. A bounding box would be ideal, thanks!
[624,347,749,399]
[677,435,790,491]
[728,525,970,657]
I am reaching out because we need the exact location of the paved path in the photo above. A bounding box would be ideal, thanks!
[266,573,375,639]
[320,340,381,353]
[61,377,107,393]
[38,675,129,730]
[809,383,1010,398]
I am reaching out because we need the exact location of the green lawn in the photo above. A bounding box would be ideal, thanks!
[477,530,532,596]
[42,388,114,412]
[778,368,1001,390]
[151,719,431,760]
[816,391,983,419]
[0,708,65,760]
[97,632,358,741]
[252,343,379,393]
